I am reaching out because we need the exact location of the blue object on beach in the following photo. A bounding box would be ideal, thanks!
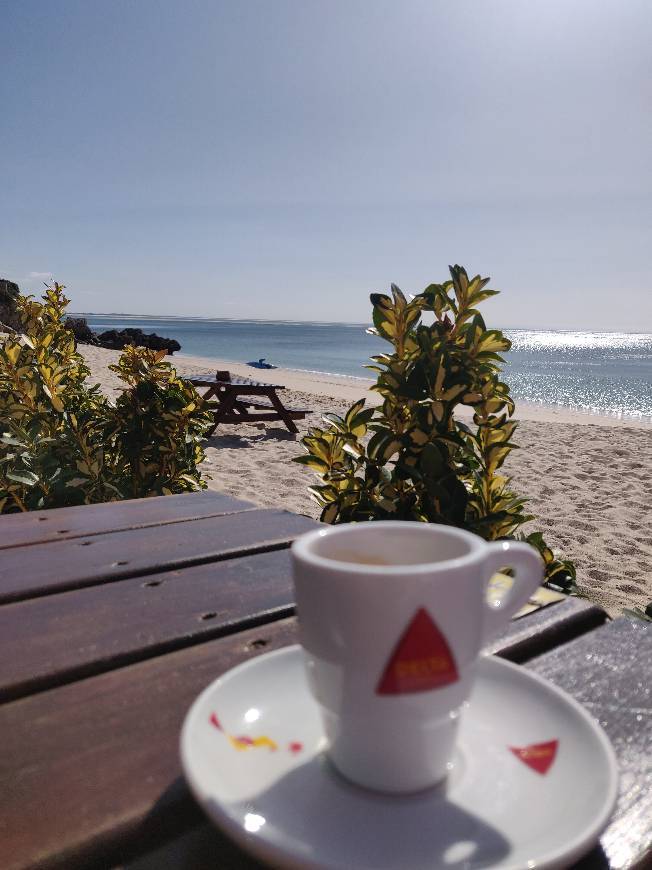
[247,357,277,370]
[79,315,652,422]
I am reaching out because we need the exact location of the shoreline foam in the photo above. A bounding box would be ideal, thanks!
[173,351,652,428]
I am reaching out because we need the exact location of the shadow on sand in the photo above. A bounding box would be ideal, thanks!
[205,428,298,450]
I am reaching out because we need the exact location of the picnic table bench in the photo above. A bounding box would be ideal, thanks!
[0,491,650,869]
[187,371,309,434]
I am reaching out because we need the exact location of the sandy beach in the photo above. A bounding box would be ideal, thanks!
[80,345,652,618]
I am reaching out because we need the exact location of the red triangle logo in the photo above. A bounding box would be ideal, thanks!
[376,608,459,695]
[510,740,558,775]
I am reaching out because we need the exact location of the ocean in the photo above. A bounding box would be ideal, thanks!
[78,315,652,423]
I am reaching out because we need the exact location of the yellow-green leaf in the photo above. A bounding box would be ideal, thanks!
[4,343,21,365]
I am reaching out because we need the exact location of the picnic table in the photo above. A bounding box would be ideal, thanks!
[0,491,650,869]
[187,372,308,434]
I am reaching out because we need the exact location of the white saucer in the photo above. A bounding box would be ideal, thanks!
[180,646,618,870]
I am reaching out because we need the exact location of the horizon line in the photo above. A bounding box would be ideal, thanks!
[67,311,652,335]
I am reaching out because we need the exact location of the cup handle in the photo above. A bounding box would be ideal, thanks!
[481,540,544,644]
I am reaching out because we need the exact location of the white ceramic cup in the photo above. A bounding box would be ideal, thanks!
[291,521,544,793]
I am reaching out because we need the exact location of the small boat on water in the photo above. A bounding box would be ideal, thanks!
[247,357,277,370]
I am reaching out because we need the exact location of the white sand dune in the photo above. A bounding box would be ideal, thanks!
[80,345,652,618]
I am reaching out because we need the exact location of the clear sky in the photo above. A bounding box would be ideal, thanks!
[1,0,651,329]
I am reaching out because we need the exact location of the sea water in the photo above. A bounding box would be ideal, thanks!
[79,315,652,423]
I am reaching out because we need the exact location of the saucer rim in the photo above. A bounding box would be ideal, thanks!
[180,644,619,870]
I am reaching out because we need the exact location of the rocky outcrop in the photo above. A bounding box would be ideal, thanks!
[66,317,99,345]
[95,328,181,355]
[0,285,182,356]
[0,279,21,331]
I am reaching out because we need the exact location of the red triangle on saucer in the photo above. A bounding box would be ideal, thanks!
[510,740,558,775]
[376,607,459,695]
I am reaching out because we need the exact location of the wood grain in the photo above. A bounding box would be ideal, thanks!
[0,575,603,705]
[0,491,255,550]
[527,617,652,870]
[115,823,265,869]
[0,549,296,702]
[0,509,316,604]
[0,602,612,870]
[0,619,299,870]
[486,597,607,662]
[120,617,640,870]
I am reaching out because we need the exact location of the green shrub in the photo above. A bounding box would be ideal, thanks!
[0,283,212,512]
[295,265,575,589]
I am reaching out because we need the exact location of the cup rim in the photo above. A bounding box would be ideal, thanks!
[291,521,487,575]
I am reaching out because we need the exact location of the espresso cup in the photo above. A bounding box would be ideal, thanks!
[291,522,544,793]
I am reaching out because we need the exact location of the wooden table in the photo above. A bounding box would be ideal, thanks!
[0,492,649,869]
[187,373,308,434]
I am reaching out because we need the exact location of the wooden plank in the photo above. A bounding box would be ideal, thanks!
[246,400,309,414]
[526,617,652,870]
[0,549,296,702]
[0,491,255,550]
[0,619,299,870]
[119,616,635,870]
[190,377,282,389]
[0,509,316,604]
[0,571,600,705]
[115,823,265,869]
[485,597,607,662]
[0,603,613,870]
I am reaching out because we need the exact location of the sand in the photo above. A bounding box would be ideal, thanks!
[80,345,652,617]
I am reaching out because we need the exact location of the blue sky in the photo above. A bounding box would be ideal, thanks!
[1,0,651,329]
